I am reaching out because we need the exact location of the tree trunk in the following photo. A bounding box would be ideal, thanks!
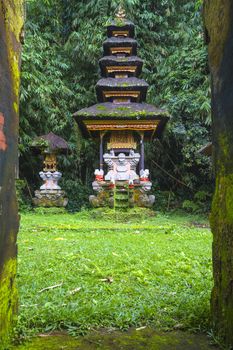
[203,1,233,346]
[0,1,24,347]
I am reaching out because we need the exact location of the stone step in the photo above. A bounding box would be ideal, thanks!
[115,198,129,202]
[115,203,129,209]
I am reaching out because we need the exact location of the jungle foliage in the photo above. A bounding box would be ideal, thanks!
[20,0,212,211]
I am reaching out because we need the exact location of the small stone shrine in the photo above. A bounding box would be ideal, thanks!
[74,6,170,210]
[32,132,68,207]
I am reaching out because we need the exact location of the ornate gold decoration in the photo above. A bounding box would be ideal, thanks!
[44,153,57,172]
[116,4,126,20]
[84,120,159,132]
[107,131,137,149]
[87,124,158,131]
[115,74,128,78]
[110,47,132,55]
[103,90,140,101]
[113,30,129,37]
[106,66,137,74]
[108,141,137,149]
[113,98,131,103]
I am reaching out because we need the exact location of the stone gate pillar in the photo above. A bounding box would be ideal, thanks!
[0,1,24,347]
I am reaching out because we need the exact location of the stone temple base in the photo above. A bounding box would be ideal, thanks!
[33,189,68,208]
[133,188,155,208]
[89,181,155,209]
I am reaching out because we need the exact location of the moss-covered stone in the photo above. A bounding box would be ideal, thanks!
[0,1,24,348]
[204,1,233,346]
[203,0,231,72]
[74,102,170,120]
[13,329,217,350]
[87,207,155,222]
[33,207,67,215]
[0,259,18,350]
[210,173,233,343]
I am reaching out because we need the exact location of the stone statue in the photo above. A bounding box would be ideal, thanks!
[34,171,67,207]
[139,169,153,192]
[140,169,150,180]
[39,171,62,190]
[94,169,104,181]
[104,151,140,182]
[90,151,155,209]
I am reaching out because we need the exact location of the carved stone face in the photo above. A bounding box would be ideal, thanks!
[118,153,126,163]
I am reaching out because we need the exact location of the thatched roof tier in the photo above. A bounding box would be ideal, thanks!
[74,103,170,139]
[96,77,148,102]
[74,102,169,119]
[103,37,137,56]
[32,132,68,154]
[106,20,135,38]
[99,55,143,77]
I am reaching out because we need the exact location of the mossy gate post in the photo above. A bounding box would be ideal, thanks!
[0,1,24,348]
[203,1,233,347]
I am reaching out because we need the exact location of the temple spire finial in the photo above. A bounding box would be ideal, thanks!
[115,2,126,20]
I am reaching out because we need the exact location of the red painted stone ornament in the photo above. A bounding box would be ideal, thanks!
[95,175,104,181]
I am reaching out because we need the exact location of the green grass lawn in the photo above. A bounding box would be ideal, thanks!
[16,210,213,341]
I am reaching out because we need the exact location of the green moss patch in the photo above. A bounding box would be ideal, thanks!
[74,102,170,120]
[0,259,18,350]
[13,329,217,350]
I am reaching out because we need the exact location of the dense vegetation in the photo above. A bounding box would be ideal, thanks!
[15,211,212,342]
[19,0,212,211]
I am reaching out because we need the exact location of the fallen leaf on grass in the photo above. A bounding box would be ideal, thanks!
[112,252,120,257]
[68,287,82,295]
[38,283,63,293]
[99,277,114,283]
[136,326,147,331]
[173,323,185,330]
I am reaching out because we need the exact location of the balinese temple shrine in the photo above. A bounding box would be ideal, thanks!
[32,132,68,208]
[74,6,169,210]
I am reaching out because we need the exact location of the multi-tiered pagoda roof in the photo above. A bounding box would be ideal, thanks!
[74,8,169,140]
